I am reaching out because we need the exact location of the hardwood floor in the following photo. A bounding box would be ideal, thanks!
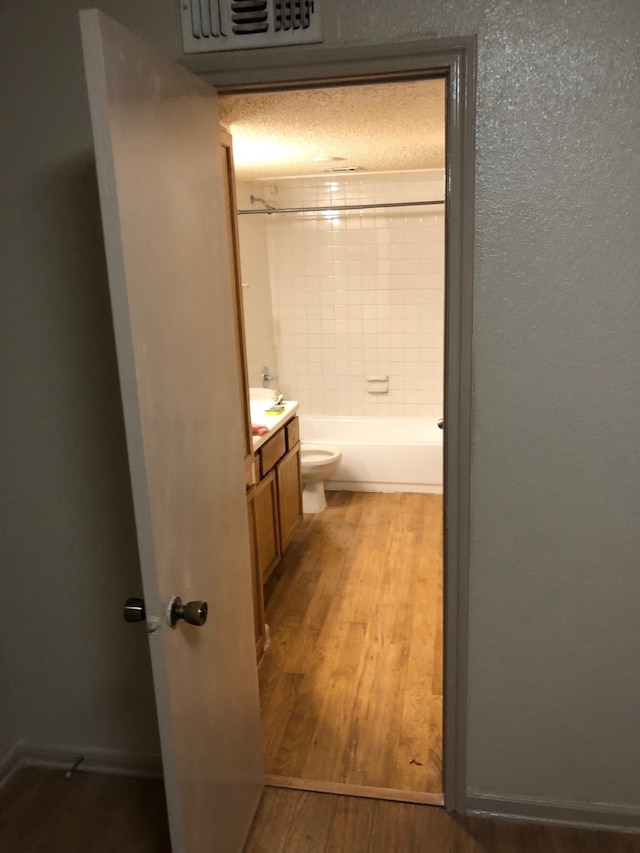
[0,767,170,853]
[2,768,638,852]
[244,787,640,853]
[3,500,636,851]
[259,491,443,795]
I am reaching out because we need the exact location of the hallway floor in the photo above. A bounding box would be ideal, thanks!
[245,787,640,853]
[0,767,170,853]
[1,768,638,853]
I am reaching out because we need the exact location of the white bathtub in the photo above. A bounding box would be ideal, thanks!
[299,416,443,494]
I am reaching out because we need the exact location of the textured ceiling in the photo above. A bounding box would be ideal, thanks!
[218,79,445,180]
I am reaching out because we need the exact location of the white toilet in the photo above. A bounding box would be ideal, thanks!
[300,443,342,513]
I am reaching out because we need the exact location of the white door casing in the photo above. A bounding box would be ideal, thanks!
[80,10,264,852]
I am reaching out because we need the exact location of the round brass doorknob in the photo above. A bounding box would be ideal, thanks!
[170,596,208,627]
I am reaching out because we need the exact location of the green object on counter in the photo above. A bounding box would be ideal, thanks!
[265,404,285,414]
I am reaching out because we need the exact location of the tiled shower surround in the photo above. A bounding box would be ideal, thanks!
[237,171,444,418]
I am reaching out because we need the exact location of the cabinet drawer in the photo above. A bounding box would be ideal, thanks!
[286,416,300,450]
[259,428,286,478]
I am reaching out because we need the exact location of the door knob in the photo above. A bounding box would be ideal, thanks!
[124,597,146,622]
[169,596,208,628]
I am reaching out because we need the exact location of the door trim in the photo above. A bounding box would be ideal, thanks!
[195,37,476,814]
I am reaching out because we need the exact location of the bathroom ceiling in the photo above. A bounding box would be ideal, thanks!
[218,78,445,181]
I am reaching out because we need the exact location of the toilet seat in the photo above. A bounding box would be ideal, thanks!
[300,444,341,469]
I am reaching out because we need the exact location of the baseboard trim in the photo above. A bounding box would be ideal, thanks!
[328,482,443,496]
[1,743,162,782]
[266,774,444,806]
[0,742,24,787]
[466,791,640,834]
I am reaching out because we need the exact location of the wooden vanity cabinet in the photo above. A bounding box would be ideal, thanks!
[259,428,287,479]
[247,470,281,587]
[245,416,302,661]
[277,443,302,552]
[278,416,302,550]
[248,415,303,583]
[245,495,266,663]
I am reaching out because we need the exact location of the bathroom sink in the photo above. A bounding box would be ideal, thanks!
[249,388,276,423]
[249,387,289,426]
[249,387,274,402]
[250,399,272,423]
[248,391,300,450]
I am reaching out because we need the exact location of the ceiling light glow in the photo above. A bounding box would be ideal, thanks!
[231,130,303,172]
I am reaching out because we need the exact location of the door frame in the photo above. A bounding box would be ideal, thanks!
[190,36,476,814]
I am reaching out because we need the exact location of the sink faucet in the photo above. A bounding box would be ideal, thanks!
[262,365,277,388]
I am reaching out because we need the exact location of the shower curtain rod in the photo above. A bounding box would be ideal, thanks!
[237,199,445,216]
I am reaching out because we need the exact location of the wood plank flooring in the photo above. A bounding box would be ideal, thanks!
[2,768,639,853]
[0,767,170,853]
[245,787,640,853]
[259,491,443,794]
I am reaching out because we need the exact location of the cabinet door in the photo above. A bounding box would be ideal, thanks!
[277,443,303,552]
[245,493,266,662]
[251,470,281,585]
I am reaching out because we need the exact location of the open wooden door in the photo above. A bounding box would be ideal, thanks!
[79,10,264,852]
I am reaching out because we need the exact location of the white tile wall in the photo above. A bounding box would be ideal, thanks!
[237,171,445,417]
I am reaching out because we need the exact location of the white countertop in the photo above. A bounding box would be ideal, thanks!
[250,400,299,453]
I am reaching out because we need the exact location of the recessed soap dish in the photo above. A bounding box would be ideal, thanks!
[366,375,389,394]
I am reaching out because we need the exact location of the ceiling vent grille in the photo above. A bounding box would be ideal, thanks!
[180,0,322,53]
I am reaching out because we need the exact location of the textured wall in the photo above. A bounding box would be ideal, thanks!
[330,0,640,810]
[0,0,172,762]
[1,0,639,817]
[0,645,16,771]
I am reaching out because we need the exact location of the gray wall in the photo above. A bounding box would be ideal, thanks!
[2,0,639,818]
[0,0,167,762]
[0,644,16,769]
